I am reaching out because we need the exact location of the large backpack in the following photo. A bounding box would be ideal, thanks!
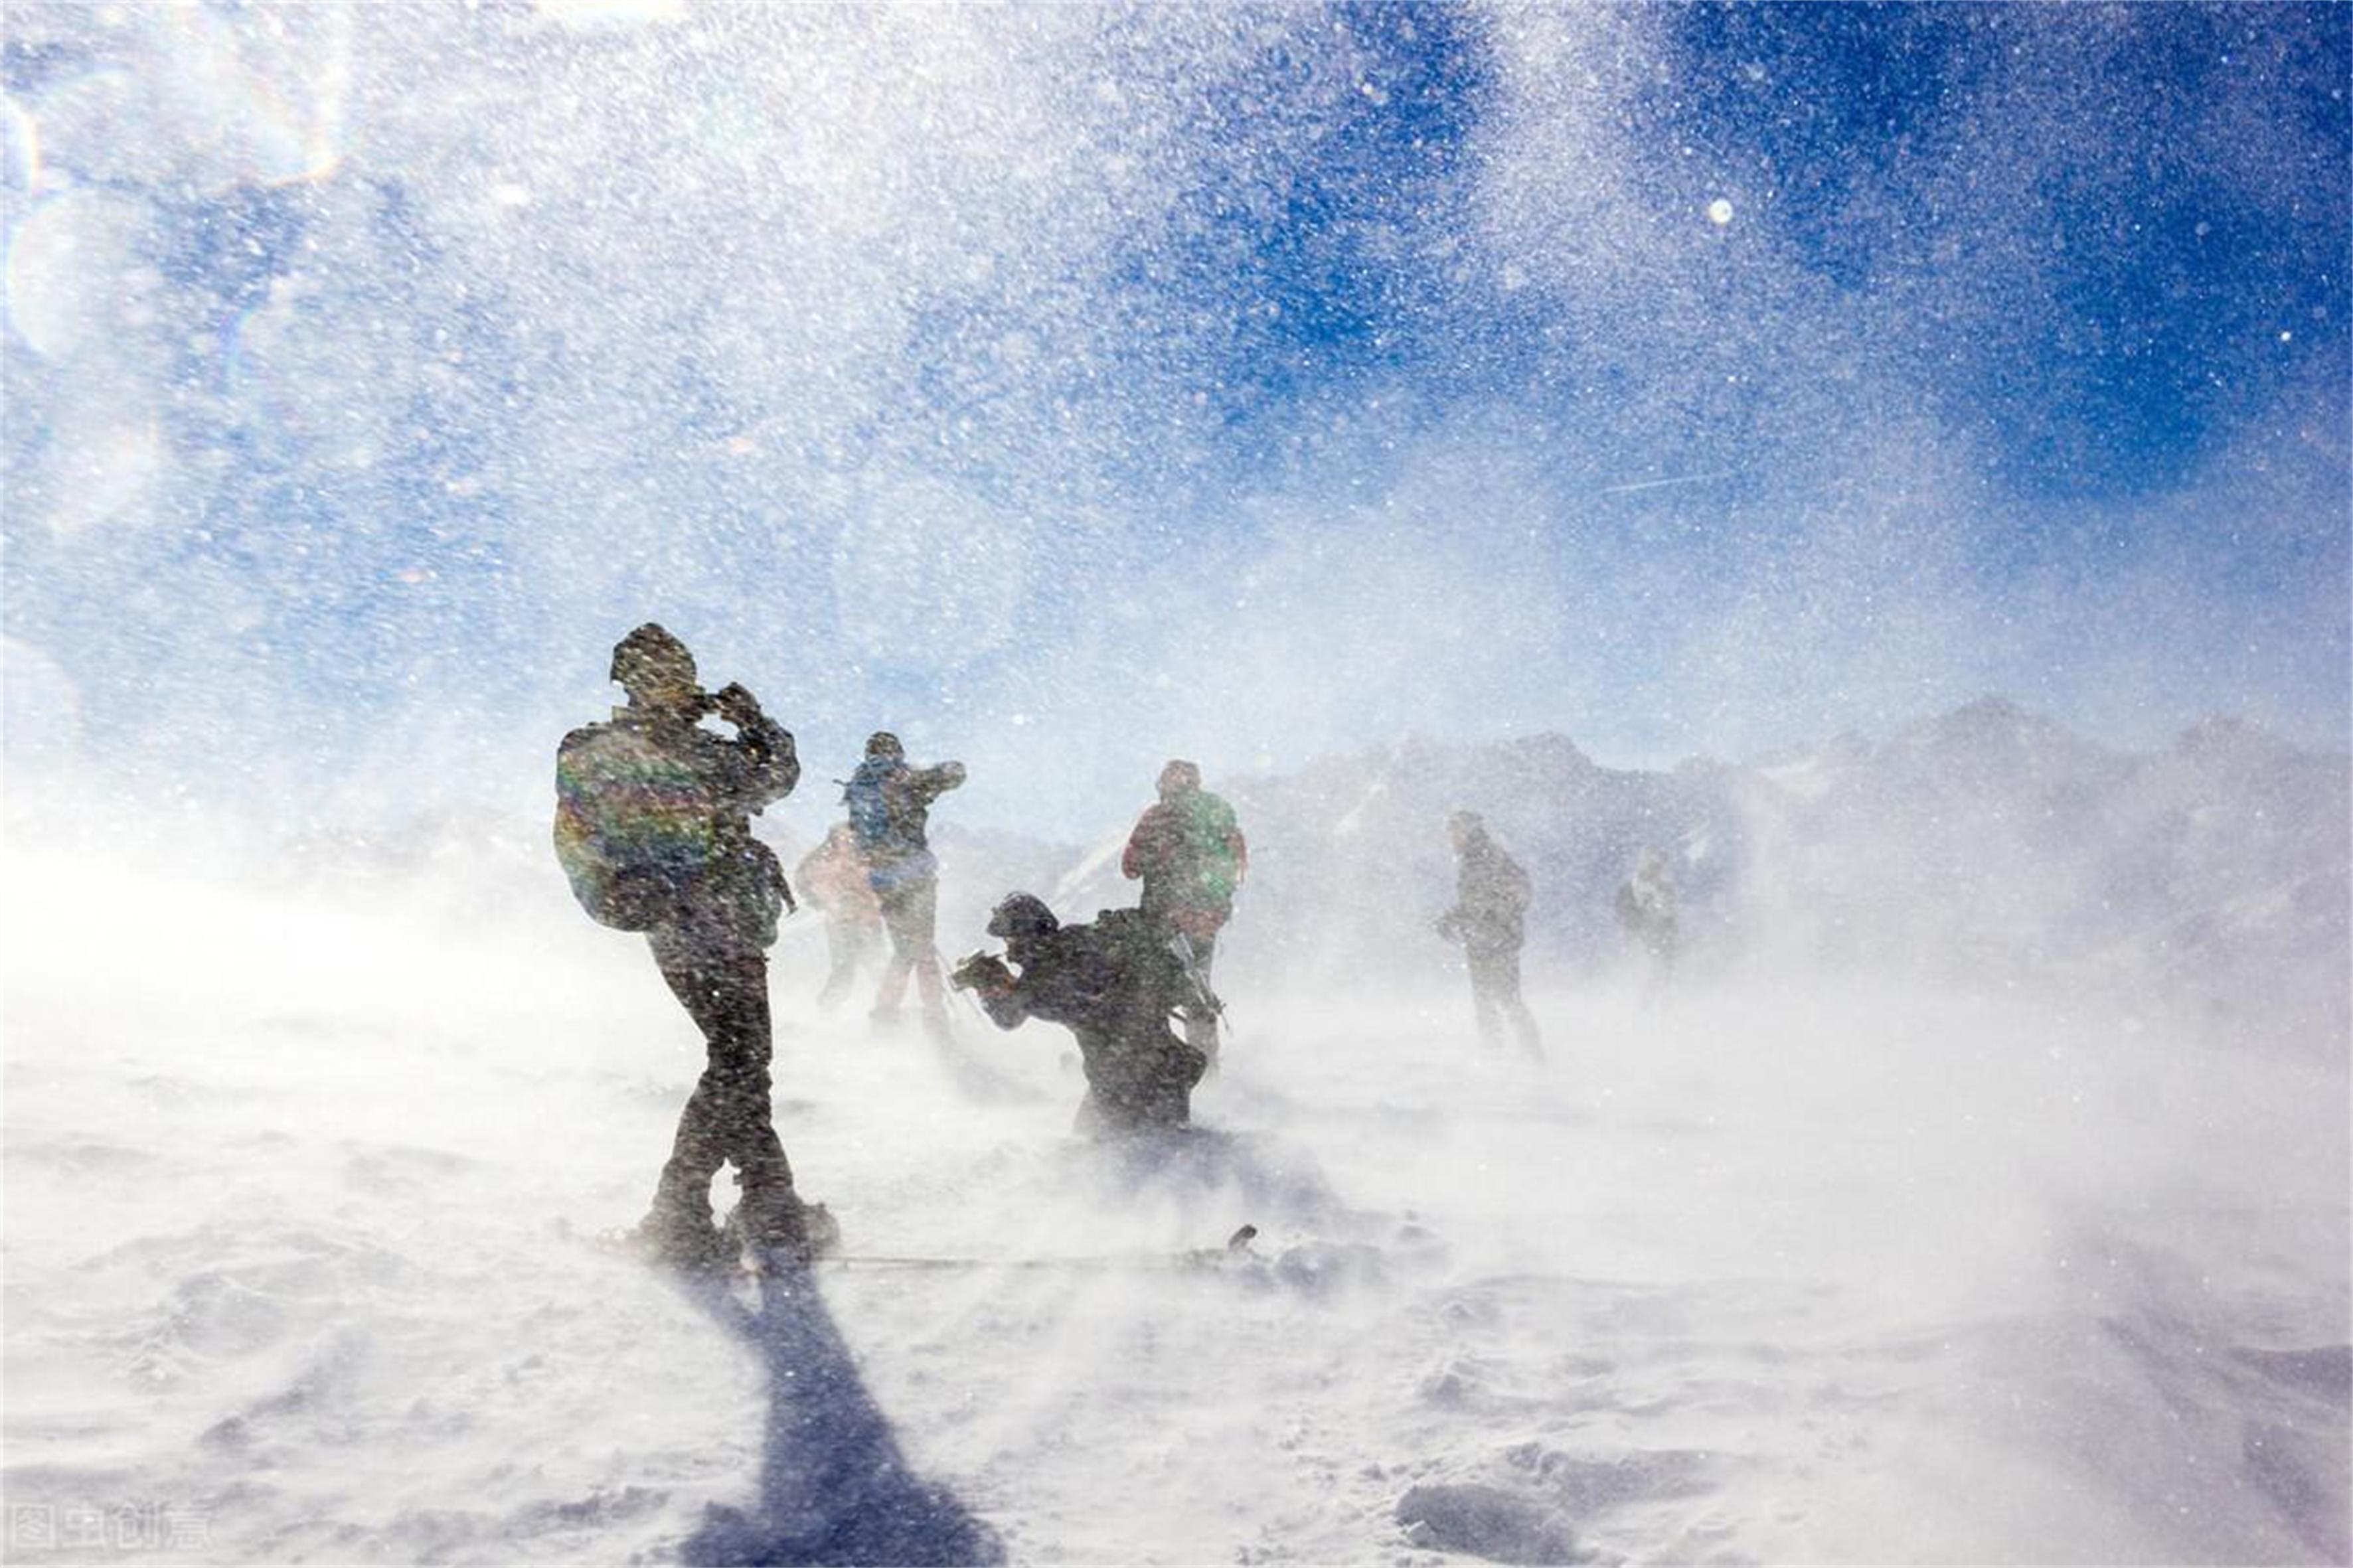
[843,756,898,856]
[553,722,716,931]
[1176,793,1244,907]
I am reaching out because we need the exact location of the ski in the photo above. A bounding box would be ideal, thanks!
[565,1217,1258,1278]
[808,1223,1259,1275]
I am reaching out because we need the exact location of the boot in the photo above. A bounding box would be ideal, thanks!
[727,1188,841,1265]
[635,1173,735,1273]
[630,1208,736,1273]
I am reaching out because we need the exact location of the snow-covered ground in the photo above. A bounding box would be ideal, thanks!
[5,843,2346,1565]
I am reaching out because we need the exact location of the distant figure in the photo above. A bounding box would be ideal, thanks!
[1615,846,1680,996]
[1120,759,1248,1061]
[553,623,833,1269]
[795,821,884,1012]
[952,894,1208,1136]
[1435,811,1543,1059]
[843,732,966,1042]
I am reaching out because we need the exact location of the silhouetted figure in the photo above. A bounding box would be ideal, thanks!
[554,623,831,1269]
[953,894,1208,1136]
[1435,811,1543,1059]
[844,733,965,1042]
[1121,759,1248,1060]
[795,821,884,1012]
[1615,845,1680,998]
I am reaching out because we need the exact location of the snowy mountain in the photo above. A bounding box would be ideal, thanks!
[1734,698,2350,1055]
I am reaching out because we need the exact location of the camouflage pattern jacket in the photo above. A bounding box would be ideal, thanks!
[554,705,798,957]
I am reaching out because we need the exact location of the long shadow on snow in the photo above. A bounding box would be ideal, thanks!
[672,1267,1003,1567]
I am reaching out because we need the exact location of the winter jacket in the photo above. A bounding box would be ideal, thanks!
[976,911,1204,1131]
[1121,787,1248,937]
[554,705,797,955]
[845,756,965,886]
[1439,830,1532,953]
[795,824,883,925]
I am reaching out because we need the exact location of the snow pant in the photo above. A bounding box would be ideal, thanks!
[649,948,796,1225]
[1073,1026,1209,1137]
[1466,941,1542,1059]
[817,913,883,1010]
[1641,923,1678,989]
[1171,926,1222,1059]
[871,874,946,1026]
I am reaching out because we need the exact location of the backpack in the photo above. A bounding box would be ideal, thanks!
[553,722,714,931]
[843,757,899,856]
[1178,793,1244,907]
[1092,906,1187,1008]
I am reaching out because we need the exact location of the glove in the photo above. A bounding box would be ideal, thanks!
[712,682,763,727]
[949,951,1013,994]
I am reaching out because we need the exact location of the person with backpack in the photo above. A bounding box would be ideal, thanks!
[843,732,965,1042]
[795,820,884,1012]
[1120,759,1248,1059]
[1435,810,1544,1059]
[553,623,834,1269]
[951,893,1208,1135]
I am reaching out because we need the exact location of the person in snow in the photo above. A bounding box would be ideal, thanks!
[795,820,884,1012]
[554,623,833,1268]
[1120,759,1248,1061]
[1435,810,1544,1059]
[843,732,965,1042]
[1615,845,1681,996]
[952,893,1208,1136]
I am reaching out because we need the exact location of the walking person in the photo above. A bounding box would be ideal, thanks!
[843,732,965,1042]
[1435,810,1544,1059]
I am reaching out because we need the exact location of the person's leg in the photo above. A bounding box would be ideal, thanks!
[1495,946,1543,1059]
[816,915,863,1010]
[903,876,949,1034]
[1151,1034,1208,1127]
[1179,928,1220,1057]
[663,950,833,1255]
[871,882,918,1021]
[655,951,793,1202]
[1467,947,1504,1048]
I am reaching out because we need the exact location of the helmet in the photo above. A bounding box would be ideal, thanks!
[610,623,696,694]
[865,731,905,760]
[986,892,1058,941]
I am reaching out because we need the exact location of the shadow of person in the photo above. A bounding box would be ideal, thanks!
[674,1267,1003,1567]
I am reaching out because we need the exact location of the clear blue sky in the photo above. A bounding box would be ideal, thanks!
[4,3,2346,835]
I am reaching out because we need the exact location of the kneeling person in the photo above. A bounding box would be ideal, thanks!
[953,894,1208,1136]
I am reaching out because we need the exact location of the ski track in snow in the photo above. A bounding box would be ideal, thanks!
[3,854,2347,1565]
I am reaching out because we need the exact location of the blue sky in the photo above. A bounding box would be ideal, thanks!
[3,2,2347,836]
